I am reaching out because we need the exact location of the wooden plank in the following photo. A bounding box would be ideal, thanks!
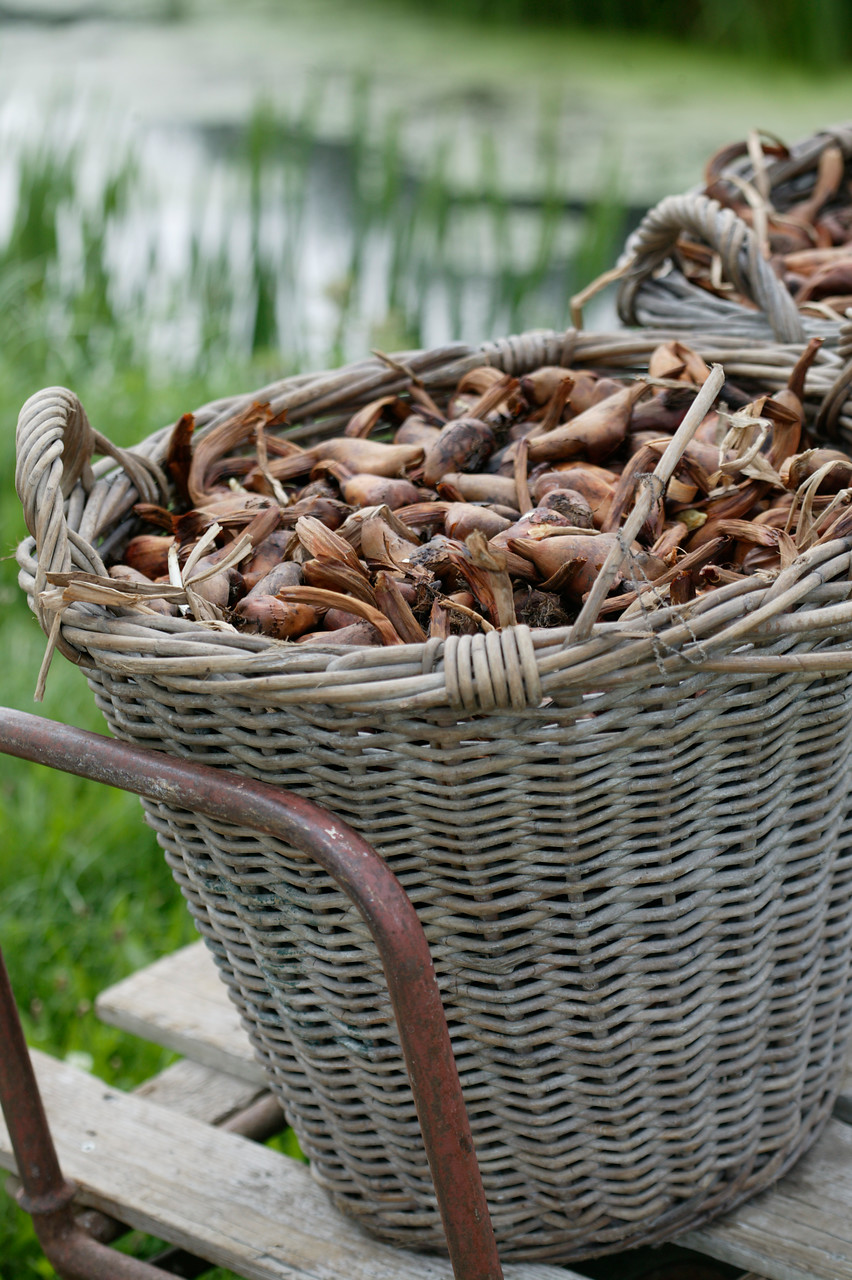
[97,944,852,1280]
[95,941,263,1083]
[0,1050,584,1280]
[678,1117,852,1280]
[134,1057,268,1124]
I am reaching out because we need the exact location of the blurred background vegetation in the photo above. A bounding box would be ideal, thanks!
[0,1,850,1274]
[396,0,852,67]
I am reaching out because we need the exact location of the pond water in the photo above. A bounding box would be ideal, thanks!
[1,0,850,371]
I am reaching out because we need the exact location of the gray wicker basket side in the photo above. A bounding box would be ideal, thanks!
[14,330,852,1261]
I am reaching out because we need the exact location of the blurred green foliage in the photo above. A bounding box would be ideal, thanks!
[387,0,852,67]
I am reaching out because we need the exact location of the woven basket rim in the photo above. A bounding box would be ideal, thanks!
[612,123,852,345]
[16,326,852,713]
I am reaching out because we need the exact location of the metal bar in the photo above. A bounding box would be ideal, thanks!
[0,706,504,1280]
[0,944,171,1279]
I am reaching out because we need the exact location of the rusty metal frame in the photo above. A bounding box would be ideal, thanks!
[0,706,504,1280]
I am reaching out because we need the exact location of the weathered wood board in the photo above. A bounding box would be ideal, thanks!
[93,939,852,1280]
[95,941,263,1083]
[679,1117,852,1280]
[0,1051,584,1280]
[134,1056,268,1124]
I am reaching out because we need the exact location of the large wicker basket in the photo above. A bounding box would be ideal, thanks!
[16,327,852,1262]
[611,125,852,346]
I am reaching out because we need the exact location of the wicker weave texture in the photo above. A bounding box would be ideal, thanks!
[614,126,852,346]
[85,661,852,1259]
[15,328,852,1259]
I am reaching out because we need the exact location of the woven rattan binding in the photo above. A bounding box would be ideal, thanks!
[609,126,852,346]
[15,327,852,1260]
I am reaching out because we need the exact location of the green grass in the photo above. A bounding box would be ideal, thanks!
[0,83,630,1275]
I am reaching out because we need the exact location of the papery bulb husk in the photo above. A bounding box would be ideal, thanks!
[359,516,419,573]
[429,596,479,639]
[527,382,648,466]
[281,495,351,530]
[537,489,595,527]
[647,342,687,382]
[685,519,736,552]
[123,534,175,580]
[395,501,451,534]
[298,620,383,646]
[295,515,366,576]
[457,366,508,395]
[109,565,178,616]
[508,531,621,598]
[187,400,284,505]
[489,507,577,553]
[242,531,298,591]
[344,395,408,438]
[651,523,691,558]
[233,597,321,639]
[265,438,424,483]
[629,385,700,435]
[784,336,823,405]
[741,544,782,573]
[422,418,497,487]
[466,373,522,423]
[132,503,178,534]
[301,559,377,606]
[187,558,236,610]
[701,480,768,521]
[275,585,403,644]
[669,570,696,606]
[781,449,852,493]
[665,475,699,505]
[395,416,443,447]
[374,571,428,644]
[244,559,303,600]
[531,467,616,525]
[324,607,366,630]
[340,473,422,509]
[519,366,574,407]
[439,471,519,506]
[406,536,470,592]
[444,503,513,541]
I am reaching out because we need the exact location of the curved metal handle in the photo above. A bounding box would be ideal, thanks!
[0,706,504,1280]
[616,192,806,343]
[15,388,164,649]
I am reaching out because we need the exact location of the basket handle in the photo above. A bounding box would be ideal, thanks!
[615,192,807,344]
[15,387,164,648]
